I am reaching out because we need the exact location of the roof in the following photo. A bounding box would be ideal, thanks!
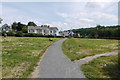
[49,27,58,30]
[28,26,58,30]
[28,26,50,30]
[42,27,49,30]
[28,26,42,29]
[2,24,9,28]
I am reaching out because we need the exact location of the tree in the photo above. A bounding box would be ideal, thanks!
[12,22,18,31]
[0,18,3,24]
[41,25,50,28]
[27,21,37,26]
[17,22,23,31]
[12,22,26,31]
[22,26,27,33]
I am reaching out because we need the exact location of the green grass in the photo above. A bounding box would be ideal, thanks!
[81,55,119,79]
[2,37,60,78]
[62,38,119,61]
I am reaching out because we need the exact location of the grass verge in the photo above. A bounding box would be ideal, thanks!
[2,37,60,78]
[81,55,119,79]
[62,38,119,61]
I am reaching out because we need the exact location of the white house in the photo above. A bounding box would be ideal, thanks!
[49,27,59,36]
[28,26,59,36]
[59,31,74,37]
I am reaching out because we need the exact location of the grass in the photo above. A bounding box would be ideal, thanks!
[2,37,60,78]
[81,55,119,79]
[62,38,119,61]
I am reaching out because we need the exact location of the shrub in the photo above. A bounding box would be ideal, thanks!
[15,31,24,37]
[45,34,53,37]
[1,31,6,36]
[24,33,43,37]
[7,30,15,36]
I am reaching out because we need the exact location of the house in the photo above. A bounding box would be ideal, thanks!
[49,27,58,36]
[28,26,59,36]
[2,24,11,32]
[59,30,74,37]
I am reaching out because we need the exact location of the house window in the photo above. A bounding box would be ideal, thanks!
[44,30,46,33]
[40,29,42,33]
[32,30,34,32]
[54,30,56,33]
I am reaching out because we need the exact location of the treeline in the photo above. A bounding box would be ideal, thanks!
[11,21,37,33]
[72,25,120,39]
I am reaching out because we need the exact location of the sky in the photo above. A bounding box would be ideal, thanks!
[0,0,119,30]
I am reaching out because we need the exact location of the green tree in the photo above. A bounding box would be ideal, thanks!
[12,22,26,31]
[12,22,18,31]
[17,22,22,31]
[41,25,50,28]
[27,21,37,26]
[22,26,27,33]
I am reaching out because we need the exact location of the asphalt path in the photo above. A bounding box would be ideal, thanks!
[31,39,118,78]
[33,39,86,78]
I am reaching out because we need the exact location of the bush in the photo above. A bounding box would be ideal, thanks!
[7,30,15,36]
[24,33,43,37]
[1,31,6,36]
[44,34,53,37]
[24,33,54,37]
[15,31,24,37]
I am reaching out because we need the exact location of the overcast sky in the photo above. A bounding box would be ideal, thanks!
[1,0,119,30]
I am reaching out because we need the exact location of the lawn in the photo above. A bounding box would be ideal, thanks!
[2,37,60,78]
[81,55,119,79]
[62,38,119,61]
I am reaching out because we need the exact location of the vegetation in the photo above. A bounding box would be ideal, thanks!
[2,31,54,37]
[12,22,27,32]
[81,55,119,79]
[2,37,60,78]
[72,25,120,39]
[27,21,37,26]
[62,38,118,61]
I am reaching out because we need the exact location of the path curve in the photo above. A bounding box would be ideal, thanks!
[31,39,119,78]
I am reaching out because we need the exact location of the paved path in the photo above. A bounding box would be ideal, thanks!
[31,39,119,78]
[32,39,86,78]
[75,50,119,66]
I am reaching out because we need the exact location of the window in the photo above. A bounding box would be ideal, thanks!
[54,30,56,33]
[32,30,34,32]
